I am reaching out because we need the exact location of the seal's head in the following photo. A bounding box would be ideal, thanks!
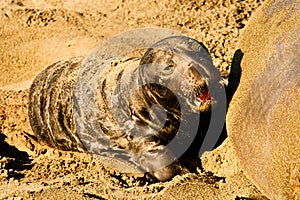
[139,36,221,113]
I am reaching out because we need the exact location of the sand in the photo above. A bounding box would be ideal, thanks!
[0,0,270,199]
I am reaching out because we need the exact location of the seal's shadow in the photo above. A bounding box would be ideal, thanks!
[0,133,33,179]
[213,49,243,149]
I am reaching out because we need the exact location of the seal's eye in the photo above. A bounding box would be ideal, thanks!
[163,65,174,74]
[164,65,173,71]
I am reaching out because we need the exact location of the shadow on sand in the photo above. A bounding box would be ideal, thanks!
[0,133,34,179]
[212,49,243,149]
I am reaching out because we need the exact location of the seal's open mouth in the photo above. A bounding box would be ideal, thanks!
[194,85,213,112]
[196,89,211,104]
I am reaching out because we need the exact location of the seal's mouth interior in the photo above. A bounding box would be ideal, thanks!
[195,86,212,105]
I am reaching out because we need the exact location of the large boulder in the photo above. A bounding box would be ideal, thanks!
[227,0,300,199]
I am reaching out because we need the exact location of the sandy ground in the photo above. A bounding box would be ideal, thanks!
[0,0,271,199]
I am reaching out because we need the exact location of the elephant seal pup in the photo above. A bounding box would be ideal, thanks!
[29,36,225,181]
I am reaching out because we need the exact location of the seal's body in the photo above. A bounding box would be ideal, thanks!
[29,57,84,151]
[29,36,225,181]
